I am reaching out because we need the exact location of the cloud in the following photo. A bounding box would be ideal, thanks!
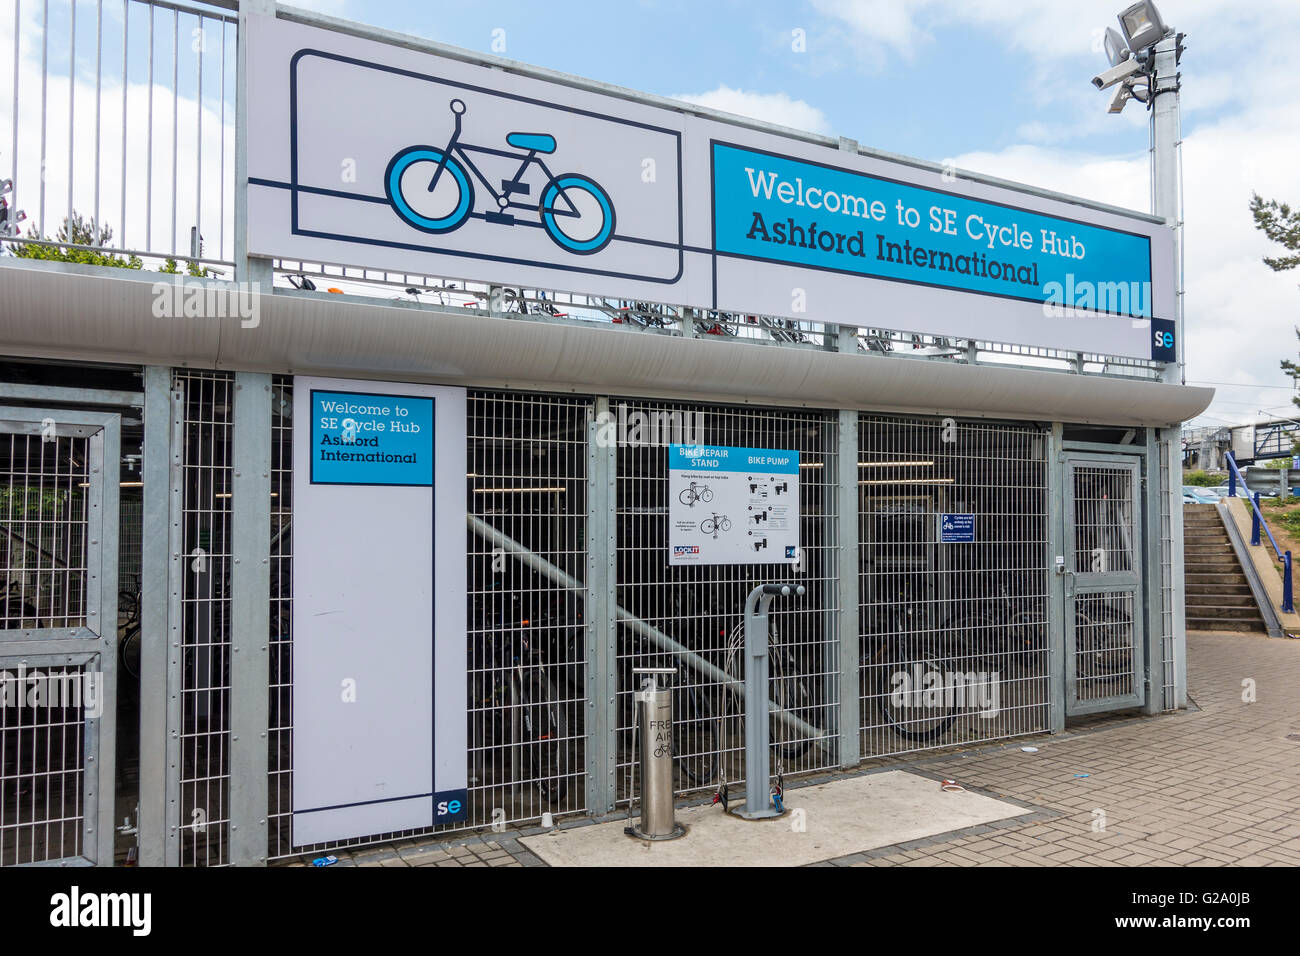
[950,114,1300,427]
[670,86,832,135]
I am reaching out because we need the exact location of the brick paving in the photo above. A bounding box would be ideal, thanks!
[288,630,1300,868]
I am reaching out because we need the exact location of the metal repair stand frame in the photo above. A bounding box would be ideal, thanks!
[737,583,806,820]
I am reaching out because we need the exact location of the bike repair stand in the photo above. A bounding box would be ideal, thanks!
[737,583,806,821]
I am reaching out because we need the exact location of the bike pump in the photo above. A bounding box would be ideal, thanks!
[631,666,686,841]
[738,583,806,820]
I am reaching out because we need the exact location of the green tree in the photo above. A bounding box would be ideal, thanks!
[1253,194,1300,425]
[11,211,143,269]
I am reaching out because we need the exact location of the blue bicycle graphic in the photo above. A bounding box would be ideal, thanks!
[384,98,616,255]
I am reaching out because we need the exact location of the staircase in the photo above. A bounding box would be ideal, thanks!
[1183,503,1267,633]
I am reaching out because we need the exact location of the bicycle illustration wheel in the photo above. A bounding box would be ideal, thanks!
[515,671,570,802]
[700,487,713,503]
[719,517,732,532]
[701,518,717,536]
[385,145,475,234]
[679,487,696,506]
[540,173,615,254]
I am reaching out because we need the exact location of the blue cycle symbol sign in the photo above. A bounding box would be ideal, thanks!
[385,98,616,255]
[940,513,975,544]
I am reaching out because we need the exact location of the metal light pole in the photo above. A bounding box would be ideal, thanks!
[1150,31,1189,707]
[1097,2,1188,708]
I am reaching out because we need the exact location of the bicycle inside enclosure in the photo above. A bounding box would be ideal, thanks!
[858,415,1053,760]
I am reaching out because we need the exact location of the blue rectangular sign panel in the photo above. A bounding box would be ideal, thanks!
[940,513,976,543]
[712,141,1154,319]
[668,443,800,475]
[310,389,435,486]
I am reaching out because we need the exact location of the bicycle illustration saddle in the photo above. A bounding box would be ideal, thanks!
[505,132,557,154]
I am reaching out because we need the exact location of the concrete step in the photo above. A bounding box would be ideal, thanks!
[1185,572,1250,586]
[1184,562,1249,574]
[1185,584,1254,598]
[1183,602,1262,619]
[1185,592,1257,607]
[1186,615,1266,633]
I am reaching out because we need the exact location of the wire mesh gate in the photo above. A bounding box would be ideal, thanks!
[858,415,1052,758]
[1064,454,1145,714]
[0,407,120,866]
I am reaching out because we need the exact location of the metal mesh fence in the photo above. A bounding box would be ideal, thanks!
[0,660,90,865]
[858,415,1051,758]
[0,427,94,864]
[0,432,90,629]
[613,400,840,802]
[174,369,233,866]
[1158,437,1177,711]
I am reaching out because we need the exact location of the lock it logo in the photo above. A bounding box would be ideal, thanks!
[674,545,700,555]
[785,546,798,558]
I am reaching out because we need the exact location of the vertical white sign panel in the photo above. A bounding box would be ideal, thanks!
[291,376,467,846]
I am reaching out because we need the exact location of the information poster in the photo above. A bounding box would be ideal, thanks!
[940,513,976,543]
[668,444,799,565]
[292,377,468,846]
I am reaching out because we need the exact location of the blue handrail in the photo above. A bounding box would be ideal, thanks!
[1224,452,1293,613]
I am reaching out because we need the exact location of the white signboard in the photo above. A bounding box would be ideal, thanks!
[247,15,1175,362]
[669,444,799,565]
[291,376,467,846]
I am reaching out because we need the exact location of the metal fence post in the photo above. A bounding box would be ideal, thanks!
[235,0,276,290]
[1046,423,1067,733]
[1251,493,1261,546]
[585,397,617,814]
[836,409,860,768]
[137,366,173,866]
[229,372,272,865]
[1143,429,1165,716]
[163,377,185,866]
[1165,428,1188,709]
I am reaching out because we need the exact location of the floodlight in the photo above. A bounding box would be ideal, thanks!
[1103,27,1129,67]
[1117,1,1171,53]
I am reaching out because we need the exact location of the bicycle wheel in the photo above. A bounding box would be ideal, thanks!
[700,487,713,503]
[119,622,142,681]
[679,488,695,506]
[515,671,570,802]
[722,629,817,762]
[867,633,963,742]
[701,518,716,536]
[719,517,732,532]
[672,684,719,785]
[385,146,474,234]
[769,644,817,761]
[540,173,615,254]
[1074,603,1132,684]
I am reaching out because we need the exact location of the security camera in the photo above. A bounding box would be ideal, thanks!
[1107,84,1133,114]
[1091,56,1143,90]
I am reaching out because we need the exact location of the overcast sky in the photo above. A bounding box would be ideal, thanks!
[5,0,1299,428]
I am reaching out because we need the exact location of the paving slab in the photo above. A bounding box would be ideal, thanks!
[519,770,1032,867]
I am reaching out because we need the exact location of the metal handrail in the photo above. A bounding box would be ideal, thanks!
[1224,451,1293,613]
